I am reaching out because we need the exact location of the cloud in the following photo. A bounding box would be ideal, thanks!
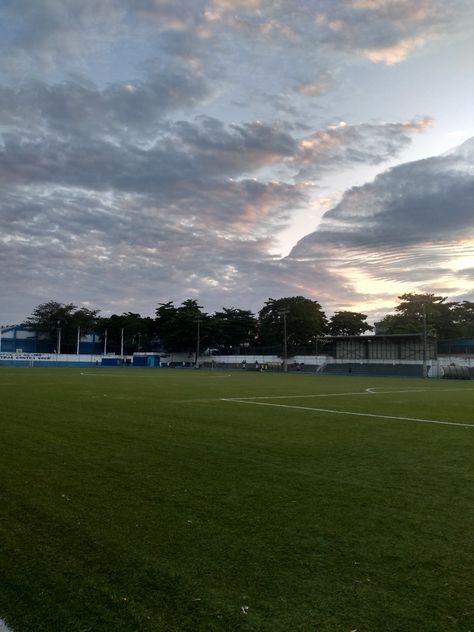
[0,182,309,321]
[4,111,430,323]
[0,2,472,325]
[203,0,471,65]
[1,133,472,324]
[293,118,432,179]
[289,137,474,307]
[296,78,331,97]
[132,0,207,30]
[1,0,470,81]
[0,0,126,74]
[1,66,427,192]
[172,117,297,174]
[315,0,472,63]
[0,122,294,202]
[319,137,474,244]
[0,68,209,139]
[0,56,436,321]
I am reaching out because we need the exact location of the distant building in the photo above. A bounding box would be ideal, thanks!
[0,325,102,354]
[322,333,437,361]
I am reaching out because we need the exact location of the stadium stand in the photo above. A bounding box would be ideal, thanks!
[321,363,425,378]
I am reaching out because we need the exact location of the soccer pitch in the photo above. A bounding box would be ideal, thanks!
[0,368,472,632]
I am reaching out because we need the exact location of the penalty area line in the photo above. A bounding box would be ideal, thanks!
[222,390,373,401]
[365,386,474,394]
[220,398,473,428]
[222,386,474,401]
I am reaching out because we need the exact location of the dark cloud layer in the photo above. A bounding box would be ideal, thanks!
[293,119,432,179]
[0,1,473,324]
[294,137,474,251]
[290,138,474,306]
[0,69,208,137]
[0,72,429,195]
[1,0,471,76]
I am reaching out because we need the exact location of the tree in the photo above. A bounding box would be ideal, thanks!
[25,301,76,333]
[72,307,102,334]
[329,311,373,336]
[212,308,258,352]
[258,296,327,347]
[374,313,418,335]
[25,301,100,352]
[155,301,177,330]
[448,301,474,339]
[375,293,457,338]
[156,299,210,354]
[96,312,155,354]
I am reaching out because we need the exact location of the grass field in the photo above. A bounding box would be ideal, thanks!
[0,367,473,632]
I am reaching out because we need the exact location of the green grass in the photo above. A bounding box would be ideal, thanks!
[0,368,473,631]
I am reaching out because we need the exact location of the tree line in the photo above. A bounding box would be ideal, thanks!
[21,293,474,355]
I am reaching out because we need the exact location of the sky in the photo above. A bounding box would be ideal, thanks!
[1,0,474,325]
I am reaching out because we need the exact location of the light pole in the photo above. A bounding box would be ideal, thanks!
[120,328,124,362]
[76,325,81,355]
[104,329,107,355]
[195,318,201,368]
[279,309,289,372]
[409,298,430,378]
[57,320,61,355]
[412,300,428,378]
[421,302,428,379]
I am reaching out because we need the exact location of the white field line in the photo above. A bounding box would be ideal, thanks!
[365,386,474,394]
[173,390,371,404]
[222,386,474,401]
[171,397,224,403]
[223,390,372,401]
[220,398,474,428]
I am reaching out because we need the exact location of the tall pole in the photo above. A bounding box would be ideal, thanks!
[195,318,201,368]
[421,302,428,378]
[104,329,107,355]
[412,298,429,378]
[279,309,289,372]
[76,325,81,355]
[57,321,61,355]
[0,325,2,354]
[120,328,124,361]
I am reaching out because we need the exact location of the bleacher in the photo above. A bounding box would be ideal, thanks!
[322,363,425,378]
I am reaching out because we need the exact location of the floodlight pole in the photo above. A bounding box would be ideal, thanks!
[76,325,81,355]
[120,328,124,362]
[411,299,429,378]
[421,302,428,379]
[279,309,289,372]
[104,329,107,355]
[57,321,61,355]
[195,318,201,368]
[0,325,2,354]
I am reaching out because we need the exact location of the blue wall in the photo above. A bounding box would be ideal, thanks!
[0,326,103,354]
[0,359,98,367]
